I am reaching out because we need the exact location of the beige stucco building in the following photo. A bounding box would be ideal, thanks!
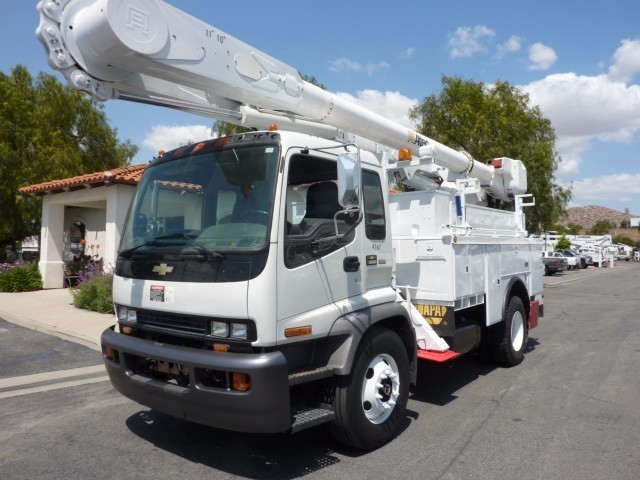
[20,164,146,289]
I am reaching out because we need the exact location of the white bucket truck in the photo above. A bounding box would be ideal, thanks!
[37,0,544,450]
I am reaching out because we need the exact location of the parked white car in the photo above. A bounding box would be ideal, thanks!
[559,249,590,269]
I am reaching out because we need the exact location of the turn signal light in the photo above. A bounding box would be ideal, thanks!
[104,346,119,363]
[232,373,251,391]
[285,326,312,338]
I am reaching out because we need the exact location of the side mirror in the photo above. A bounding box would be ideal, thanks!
[337,152,361,209]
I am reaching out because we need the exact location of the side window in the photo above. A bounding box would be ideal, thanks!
[363,170,386,240]
[284,154,355,269]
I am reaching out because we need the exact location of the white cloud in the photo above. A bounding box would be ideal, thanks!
[448,26,495,59]
[329,57,390,76]
[608,38,640,83]
[528,43,557,70]
[554,135,591,177]
[329,57,362,73]
[142,125,214,153]
[496,35,522,58]
[524,73,640,138]
[572,173,640,203]
[336,89,418,127]
[366,60,391,76]
[523,70,640,184]
[400,47,416,60]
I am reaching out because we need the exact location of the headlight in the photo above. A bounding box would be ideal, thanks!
[210,321,248,339]
[211,321,229,337]
[230,323,248,340]
[117,306,137,323]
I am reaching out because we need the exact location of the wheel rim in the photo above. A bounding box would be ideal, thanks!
[361,353,400,424]
[511,310,525,351]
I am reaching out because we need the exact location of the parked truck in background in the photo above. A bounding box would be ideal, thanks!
[542,253,568,276]
[37,0,544,450]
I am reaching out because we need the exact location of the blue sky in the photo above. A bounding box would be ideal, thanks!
[3,1,640,214]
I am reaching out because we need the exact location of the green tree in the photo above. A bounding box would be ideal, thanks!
[409,76,571,233]
[589,219,615,235]
[566,223,582,235]
[613,235,634,246]
[555,235,571,250]
[0,66,138,250]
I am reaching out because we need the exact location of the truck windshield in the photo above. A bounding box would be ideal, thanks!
[119,144,279,256]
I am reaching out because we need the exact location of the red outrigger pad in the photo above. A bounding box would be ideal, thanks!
[417,349,461,363]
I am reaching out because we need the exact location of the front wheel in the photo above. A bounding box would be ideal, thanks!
[489,296,528,367]
[329,327,410,450]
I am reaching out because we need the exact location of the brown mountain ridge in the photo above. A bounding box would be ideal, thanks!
[559,205,638,231]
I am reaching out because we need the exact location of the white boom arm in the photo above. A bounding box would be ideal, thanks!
[36,0,526,201]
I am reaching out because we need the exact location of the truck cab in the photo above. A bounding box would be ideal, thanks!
[103,131,415,449]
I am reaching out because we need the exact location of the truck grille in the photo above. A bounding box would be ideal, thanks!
[129,309,257,346]
[136,309,208,337]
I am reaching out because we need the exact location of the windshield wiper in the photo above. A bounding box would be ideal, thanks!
[119,234,224,260]
[154,233,224,260]
[119,239,167,258]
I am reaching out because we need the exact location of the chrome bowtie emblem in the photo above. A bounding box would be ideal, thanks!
[152,263,174,276]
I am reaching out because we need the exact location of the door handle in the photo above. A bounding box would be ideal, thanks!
[343,256,360,272]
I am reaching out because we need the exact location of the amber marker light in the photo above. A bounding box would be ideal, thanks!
[232,373,251,391]
[398,148,412,161]
[191,141,207,153]
[121,326,133,335]
[105,346,118,362]
[214,136,233,148]
[285,326,312,338]
[213,344,230,352]
[268,123,279,131]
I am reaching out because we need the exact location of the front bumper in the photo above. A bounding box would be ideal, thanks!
[101,326,291,433]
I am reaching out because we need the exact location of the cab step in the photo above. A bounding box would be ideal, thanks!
[288,366,334,386]
[290,405,335,433]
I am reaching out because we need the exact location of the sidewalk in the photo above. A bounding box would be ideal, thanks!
[0,289,115,351]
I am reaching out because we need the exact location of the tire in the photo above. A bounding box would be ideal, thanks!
[329,327,410,450]
[489,296,527,367]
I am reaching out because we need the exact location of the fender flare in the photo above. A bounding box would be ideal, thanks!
[501,276,531,322]
[325,302,418,382]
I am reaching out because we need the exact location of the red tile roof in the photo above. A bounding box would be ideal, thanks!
[20,164,148,197]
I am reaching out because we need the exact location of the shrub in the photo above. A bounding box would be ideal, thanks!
[0,261,42,292]
[72,262,114,313]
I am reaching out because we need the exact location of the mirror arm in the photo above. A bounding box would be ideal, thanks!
[333,208,363,238]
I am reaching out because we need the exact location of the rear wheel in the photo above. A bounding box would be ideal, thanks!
[329,327,409,450]
[490,296,527,366]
